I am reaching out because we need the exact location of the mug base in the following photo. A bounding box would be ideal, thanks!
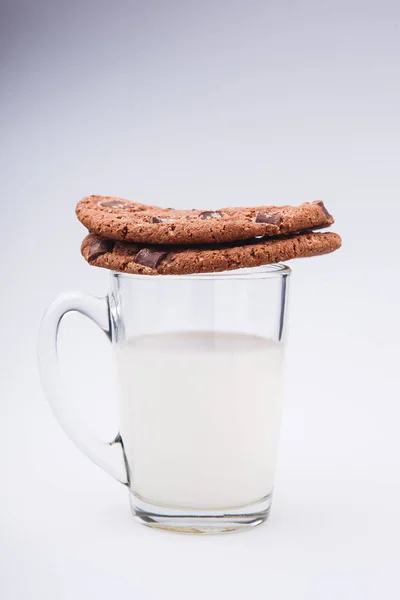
[130,493,272,534]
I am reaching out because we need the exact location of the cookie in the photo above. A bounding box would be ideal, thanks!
[76,195,335,245]
[81,231,342,276]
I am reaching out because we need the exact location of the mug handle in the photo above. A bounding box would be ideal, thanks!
[38,292,129,485]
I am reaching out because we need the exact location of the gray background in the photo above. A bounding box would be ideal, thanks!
[1,1,399,598]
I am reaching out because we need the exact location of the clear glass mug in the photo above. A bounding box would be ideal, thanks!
[38,265,290,533]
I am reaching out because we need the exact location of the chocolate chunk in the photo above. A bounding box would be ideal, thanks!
[314,200,332,220]
[87,239,115,262]
[135,248,168,269]
[255,211,281,225]
[150,216,175,223]
[199,211,222,219]
[98,200,127,209]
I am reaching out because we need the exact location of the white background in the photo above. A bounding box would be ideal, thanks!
[1,1,400,598]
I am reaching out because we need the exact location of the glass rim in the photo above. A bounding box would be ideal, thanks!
[111,263,291,281]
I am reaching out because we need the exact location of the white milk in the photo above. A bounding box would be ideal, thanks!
[116,331,284,510]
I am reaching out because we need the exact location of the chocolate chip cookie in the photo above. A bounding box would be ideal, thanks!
[76,195,334,245]
[81,231,342,276]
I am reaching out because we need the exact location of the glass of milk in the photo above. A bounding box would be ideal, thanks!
[39,265,291,533]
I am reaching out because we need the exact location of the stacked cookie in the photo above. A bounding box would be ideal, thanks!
[76,195,341,275]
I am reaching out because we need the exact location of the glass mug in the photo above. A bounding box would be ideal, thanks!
[38,265,290,533]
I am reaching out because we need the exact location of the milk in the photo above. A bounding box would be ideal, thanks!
[116,331,284,510]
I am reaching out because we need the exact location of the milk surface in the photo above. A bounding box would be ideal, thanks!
[116,331,284,509]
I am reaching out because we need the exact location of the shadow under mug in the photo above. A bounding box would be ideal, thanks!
[38,265,291,534]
